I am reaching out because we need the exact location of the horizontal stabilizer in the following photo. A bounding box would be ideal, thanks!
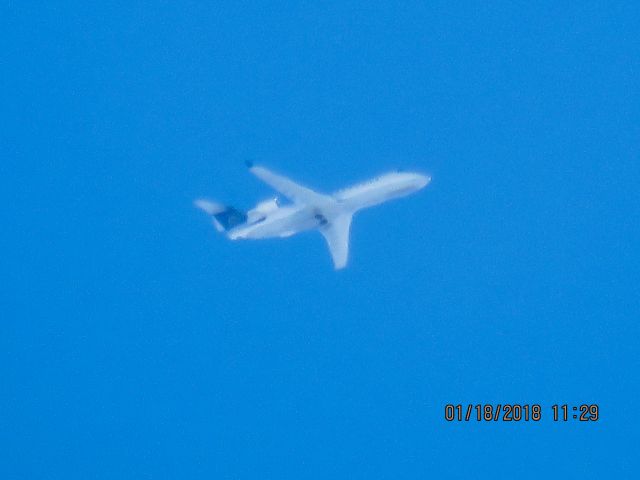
[194,199,224,215]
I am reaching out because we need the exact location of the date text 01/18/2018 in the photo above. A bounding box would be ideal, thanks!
[444,404,599,422]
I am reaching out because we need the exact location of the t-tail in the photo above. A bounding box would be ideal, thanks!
[194,199,247,233]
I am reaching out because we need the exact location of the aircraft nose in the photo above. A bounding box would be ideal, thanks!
[415,173,431,188]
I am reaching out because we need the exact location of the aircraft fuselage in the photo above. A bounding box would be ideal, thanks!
[229,171,429,240]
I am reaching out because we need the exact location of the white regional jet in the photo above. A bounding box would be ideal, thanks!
[195,162,431,269]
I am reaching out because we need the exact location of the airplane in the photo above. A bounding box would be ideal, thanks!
[195,162,431,269]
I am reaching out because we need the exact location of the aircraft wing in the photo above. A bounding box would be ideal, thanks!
[320,213,352,270]
[248,164,330,205]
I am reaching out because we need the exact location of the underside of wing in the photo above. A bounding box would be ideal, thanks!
[320,214,353,270]
[248,164,331,205]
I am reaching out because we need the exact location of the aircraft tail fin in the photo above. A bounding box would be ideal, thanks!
[194,199,247,232]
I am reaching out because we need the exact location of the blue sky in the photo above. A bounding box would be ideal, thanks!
[1,1,639,478]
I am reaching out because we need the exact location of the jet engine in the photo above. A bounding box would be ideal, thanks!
[247,197,280,222]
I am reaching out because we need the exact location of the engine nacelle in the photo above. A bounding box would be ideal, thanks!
[247,197,280,222]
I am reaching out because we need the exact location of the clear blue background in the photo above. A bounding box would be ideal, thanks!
[2,1,639,478]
